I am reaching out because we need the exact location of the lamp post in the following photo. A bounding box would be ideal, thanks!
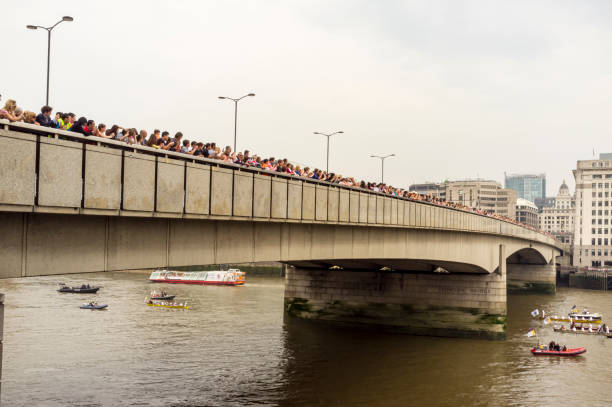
[218,93,255,153]
[27,16,73,105]
[370,154,395,183]
[314,131,343,173]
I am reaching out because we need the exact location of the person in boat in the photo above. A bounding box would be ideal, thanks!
[562,345,567,352]
[555,343,561,351]
[548,341,555,350]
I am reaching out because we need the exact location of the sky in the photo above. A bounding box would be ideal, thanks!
[3,0,612,197]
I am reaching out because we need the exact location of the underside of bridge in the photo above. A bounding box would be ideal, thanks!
[0,211,560,340]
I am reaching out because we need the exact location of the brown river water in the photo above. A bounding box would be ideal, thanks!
[2,272,612,406]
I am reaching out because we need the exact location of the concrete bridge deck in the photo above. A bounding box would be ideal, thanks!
[0,119,566,338]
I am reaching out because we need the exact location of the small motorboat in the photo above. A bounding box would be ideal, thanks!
[79,302,108,310]
[145,297,189,310]
[58,283,100,294]
[531,346,586,356]
[150,290,175,301]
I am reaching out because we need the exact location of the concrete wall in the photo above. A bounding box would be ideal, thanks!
[506,264,556,294]
[284,267,507,339]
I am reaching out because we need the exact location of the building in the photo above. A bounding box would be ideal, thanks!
[504,173,546,203]
[409,179,517,219]
[572,154,612,268]
[516,198,539,229]
[534,196,555,211]
[539,181,574,246]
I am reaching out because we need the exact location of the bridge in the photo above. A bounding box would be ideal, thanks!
[0,120,565,339]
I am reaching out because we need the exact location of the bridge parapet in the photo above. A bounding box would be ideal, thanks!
[0,120,562,250]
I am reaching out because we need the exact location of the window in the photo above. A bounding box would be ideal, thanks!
[592,219,596,224]
[592,239,596,245]
[606,240,609,246]
[599,192,603,197]
[593,192,597,198]
[598,239,602,245]
[606,250,609,256]
[593,183,597,188]
[599,228,602,234]
[592,250,596,256]
[598,219,602,224]
[594,174,603,179]
[593,210,597,215]
[599,210,603,215]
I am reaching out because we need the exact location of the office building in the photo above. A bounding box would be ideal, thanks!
[409,180,517,218]
[504,173,546,203]
[516,198,539,229]
[539,181,574,245]
[572,155,612,268]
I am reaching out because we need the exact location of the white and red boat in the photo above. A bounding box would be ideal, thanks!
[149,269,245,286]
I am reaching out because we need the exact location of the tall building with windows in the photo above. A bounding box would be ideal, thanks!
[539,181,574,245]
[516,198,539,229]
[409,180,517,219]
[504,173,546,203]
[573,155,612,268]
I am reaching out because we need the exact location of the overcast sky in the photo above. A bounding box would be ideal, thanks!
[4,0,612,196]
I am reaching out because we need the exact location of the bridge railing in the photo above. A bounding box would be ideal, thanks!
[0,119,560,247]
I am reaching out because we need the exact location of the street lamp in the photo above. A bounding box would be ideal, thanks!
[27,16,74,105]
[370,154,395,183]
[314,131,343,173]
[218,93,255,153]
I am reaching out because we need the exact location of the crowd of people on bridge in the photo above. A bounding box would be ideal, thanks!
[0,97,558,242]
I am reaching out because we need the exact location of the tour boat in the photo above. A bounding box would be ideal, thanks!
[531,346,586,356]
[149,269,245,286]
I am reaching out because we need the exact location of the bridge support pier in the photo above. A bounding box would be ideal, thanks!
[506,264,556,294]
[284,267,507,340]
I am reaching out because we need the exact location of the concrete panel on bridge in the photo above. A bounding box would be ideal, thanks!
[328,187,339,222]
[391,199,398,225]
[0,130,36,206]
[25,213,105,276]
[271,177,288,219]
[107,217,167,270]
[339,189,350,222]
[376,196,384,224]
[210,166,233,216]
[285,223,312,261]
[168,219,215,266]
[0,213,25,278]
[315,185,328,221]
[359,192,368,223]
[253,174,271,218]
[349,191,359,223]
[302,183,315,220]
[84,145,121,210]
[311,224,334,260]
[254,222,281,261]
[185,163,210,215]
[216,221,254,263]
[233,171,253,217]
[383,197,392,224]
[367,194,376,224]
[156,157,185,214]
[38,138,82,208]
[287,180,302,220]
[123,152,155,212]
[333,225,353,258]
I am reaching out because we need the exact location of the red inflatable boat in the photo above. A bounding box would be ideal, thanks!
[531,347,586,356]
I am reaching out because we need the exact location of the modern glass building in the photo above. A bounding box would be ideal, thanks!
[504,173,546,203]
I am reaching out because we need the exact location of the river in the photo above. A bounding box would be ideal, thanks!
[2,272,612,406]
